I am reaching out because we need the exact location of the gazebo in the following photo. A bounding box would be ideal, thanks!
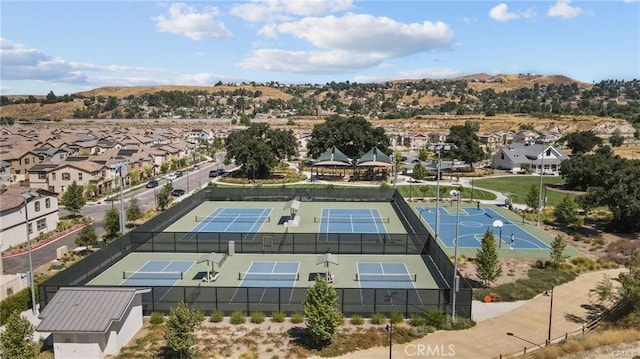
[311,146,352,180]
[355,147,394,182]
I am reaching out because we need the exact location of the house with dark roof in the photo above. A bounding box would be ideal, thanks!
[37,287,149,359]
[491,143,569,174]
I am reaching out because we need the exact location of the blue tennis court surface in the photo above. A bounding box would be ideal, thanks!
[183,207,272,241]
[357,262,421,305]
[231,261,299,303]
[417,206,549,249]
[121,260,194,286]
[317,208,388,242]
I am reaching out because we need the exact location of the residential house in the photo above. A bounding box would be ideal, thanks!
[186,129,212,143]
[492,143,569,174]
[479,133,502,151]
[513,130,540,144]
[0,146,42,182]
[404,133,429,149]
[0,187,59,251]
[47,158,109,195]
[33,147,72,164]
[427,132,448,143]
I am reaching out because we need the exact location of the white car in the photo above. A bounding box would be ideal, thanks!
[166,173,178,181]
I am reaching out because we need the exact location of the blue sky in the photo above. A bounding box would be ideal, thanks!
[1,0,639,95]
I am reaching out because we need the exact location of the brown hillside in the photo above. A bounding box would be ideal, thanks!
[77,85,293,101]
[1,101,84,121]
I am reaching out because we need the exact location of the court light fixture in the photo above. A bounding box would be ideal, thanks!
[449,188,461,321]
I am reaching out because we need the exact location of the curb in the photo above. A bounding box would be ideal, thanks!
[1,223,89,259]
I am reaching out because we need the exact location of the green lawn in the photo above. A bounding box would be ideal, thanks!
[471,176,576,207]
[395,184,496,200]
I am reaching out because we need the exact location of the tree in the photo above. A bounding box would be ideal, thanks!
[0,312,40,359]
[549,235,569,267]
[75,225,97,247]
[126,197,143,225]
[525,185,540,211]
[60,180,86,216]
[103,208,120,239]
[553,195,581,227]
[563,131,603,154]
[609,130,625,147]
[418,149,429,161]
[225,123,297,179]
[412,162,427,181]
[446,120,484,169]
[306,115,390,159]
[475,228,502,287]
[304,276,344,343]
[164,301,204,359]
[157,183,173,211]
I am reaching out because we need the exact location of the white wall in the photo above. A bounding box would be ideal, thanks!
[104,296,143,355]
[53,333,105,359]
[0,195,59,251]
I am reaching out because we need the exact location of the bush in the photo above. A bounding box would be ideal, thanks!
[370,313,386,325]
[290,312,304,324]
[424,310,448,330]
[230,311,246,325]
[409,313,426,327]
[0,288,32,325]
[390,312,404,324]
[149,312,164,325]
[449,317,476,330]
[408,326,428,338]
[271,311,286,323]
[209,310,224,323]
[351,314,365,326]
[250,311,265,324]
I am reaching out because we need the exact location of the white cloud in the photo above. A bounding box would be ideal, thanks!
[230,0,354,23]
[623,0,639,3]
[241,14,454,74]
[547,0,583,19]
[489,4,520,22]
[0,38,165,86]
[153,3,232,40]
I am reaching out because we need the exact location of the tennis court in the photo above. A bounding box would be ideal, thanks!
[417,206,549,250]
[357,262,422,306]
[317,208,389,242]
[121,260,195,286]
[230,261,300,304]
[190,207,272,234]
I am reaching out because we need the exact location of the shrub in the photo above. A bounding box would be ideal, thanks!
[0,288,32,325]
[408,326,428,338]
[370,313,386,325]
[209,310,224,323]
[290,312,304,324]
[390,312,404,324]
[449,317,476,330]
[149,312,164,325]
[409,313,426,327]
[230,311,246,325]
[271,311,286,323]
[351,314,365,326]
[424,310,449,329]
[250,311,265,324]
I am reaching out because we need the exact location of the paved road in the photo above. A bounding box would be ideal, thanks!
[2,154,230,275]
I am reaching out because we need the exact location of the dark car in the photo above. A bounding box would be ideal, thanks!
[192,164,200,170]
[175,170,184,177]
[146,180,159,188]
[171,188,186,196]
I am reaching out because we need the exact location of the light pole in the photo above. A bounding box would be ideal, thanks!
[493,220,504,249]
[544,287,554,345]
[434,143,456,242]
[385,320,393,359]
[118,165,126,236]
[20,190,39,315]
[536,137,546,227]
[449,189,461,320]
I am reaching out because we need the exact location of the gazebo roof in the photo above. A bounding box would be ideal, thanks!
[356,147,393,167]
[312,146,352,166]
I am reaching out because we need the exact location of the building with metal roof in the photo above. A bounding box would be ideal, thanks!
[37,287,149,359]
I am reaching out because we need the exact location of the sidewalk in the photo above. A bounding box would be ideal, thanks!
[330,268,625,359]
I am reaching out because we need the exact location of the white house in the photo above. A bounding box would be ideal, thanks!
[0,188,59,251]
[37,287,149,359]
[492,143,569,175]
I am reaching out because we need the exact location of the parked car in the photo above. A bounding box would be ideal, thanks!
[175,170,184,177]
[171,188,186,196]
[209,168,225,178]
[145,180,159,188]
[166,173,178,181]
[192,164,200,170]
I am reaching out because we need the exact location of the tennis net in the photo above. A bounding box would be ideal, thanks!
[238,272,300,281]
[122,271,184,280]
[355,273,417,282]
[196,215,271,223]
[314,216,390,223]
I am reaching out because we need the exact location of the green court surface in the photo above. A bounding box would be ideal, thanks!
[87,253,439,289]
[163,201,407,234]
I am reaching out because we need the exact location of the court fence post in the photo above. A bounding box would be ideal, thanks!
[246,288,250,315]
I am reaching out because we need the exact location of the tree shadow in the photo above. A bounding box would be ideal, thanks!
[288,326,328,351]
[563,313,587,324]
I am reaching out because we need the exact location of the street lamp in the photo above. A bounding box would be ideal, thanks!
[536,137,547,227]
[544,288,554,345]
[493,220,504,249]
[434,143,456,242]
[117,164,126,236]
[449,188,461,320]
[385,321,393,359]
[20,190,39,315]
